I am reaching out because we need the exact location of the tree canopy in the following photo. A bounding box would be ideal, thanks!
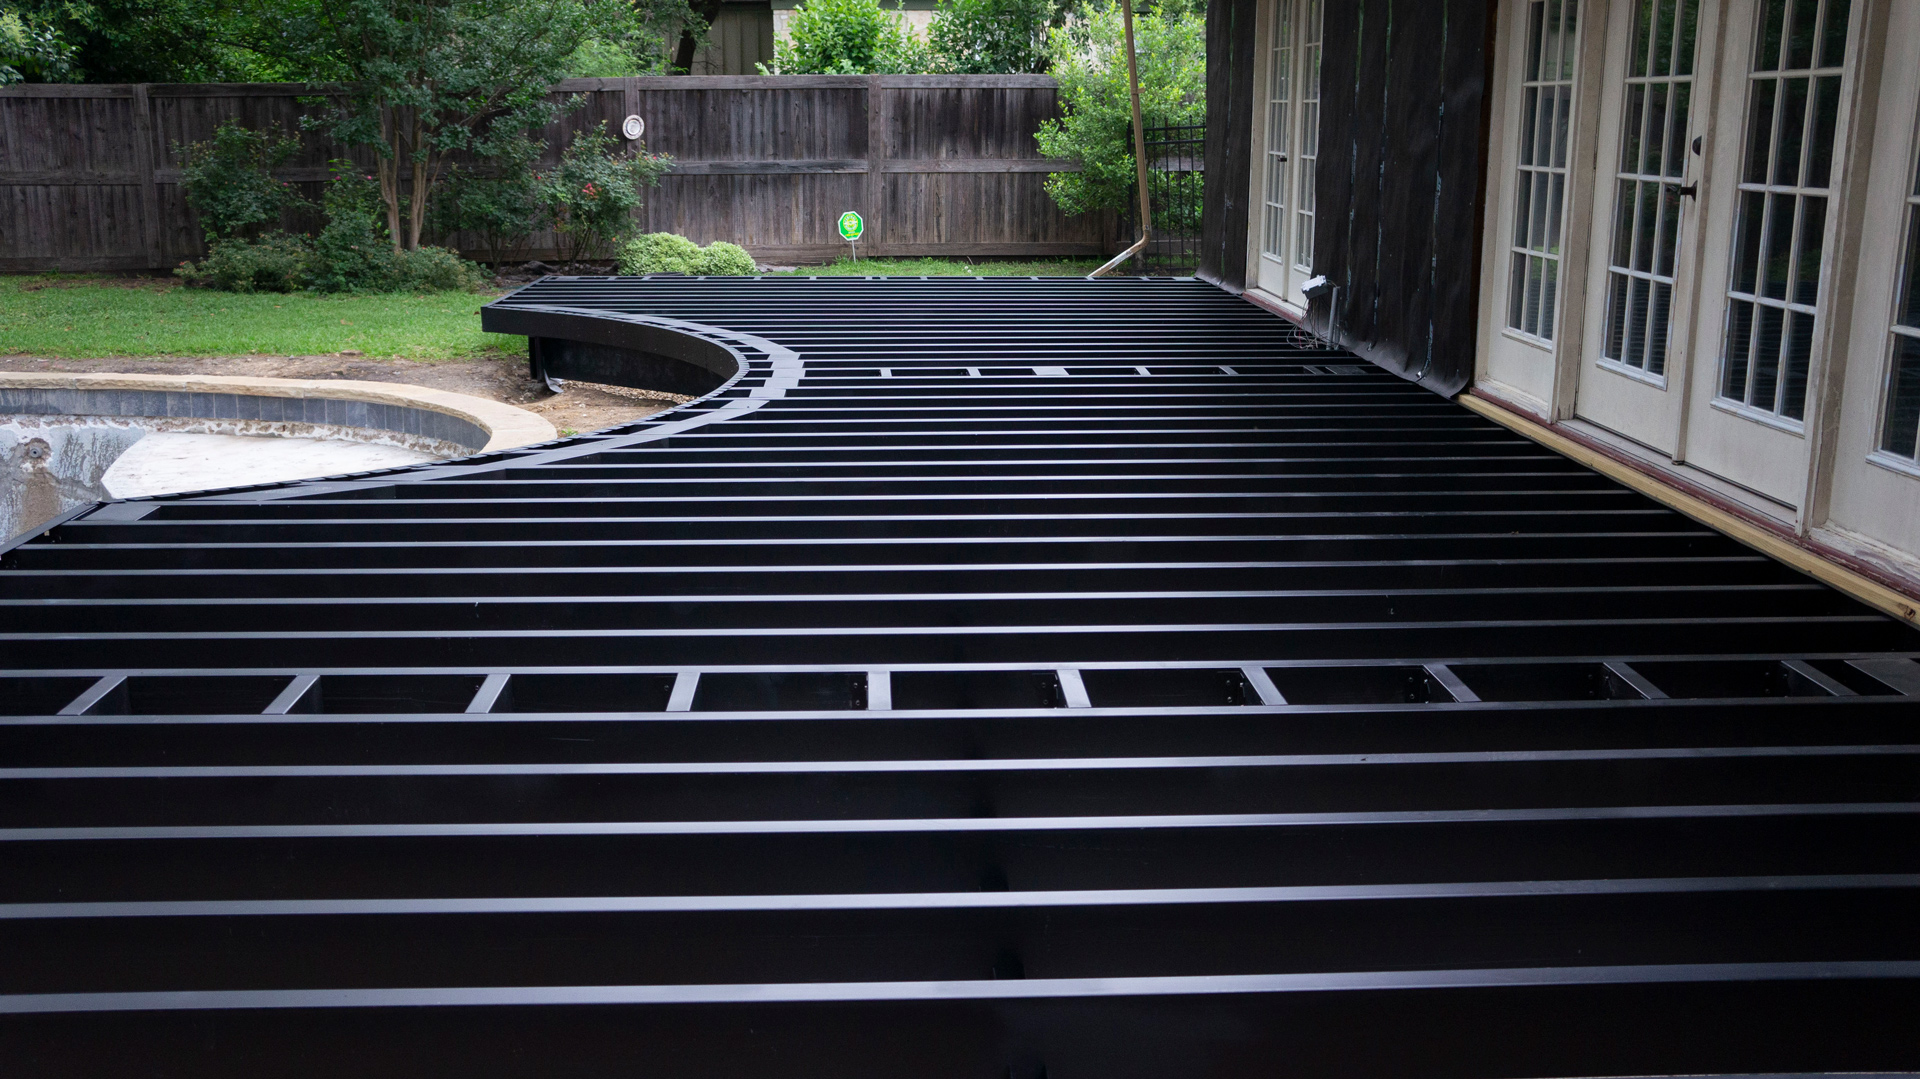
[0,0,695,84]
[1035,0,1204,216]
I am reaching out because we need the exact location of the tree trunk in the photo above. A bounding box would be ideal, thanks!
[379,110,405,255]
[406,115,429,250]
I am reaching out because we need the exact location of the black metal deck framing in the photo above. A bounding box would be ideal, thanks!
[2,276,1918,1077]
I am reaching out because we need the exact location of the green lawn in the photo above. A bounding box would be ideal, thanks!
[0,275,517,360]
[0,259,1105,360]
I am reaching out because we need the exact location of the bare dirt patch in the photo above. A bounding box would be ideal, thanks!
[0,353,690,435]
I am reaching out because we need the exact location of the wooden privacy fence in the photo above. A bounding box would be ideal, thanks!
[0,75,1116,272]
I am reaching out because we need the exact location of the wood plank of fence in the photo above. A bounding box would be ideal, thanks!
[1,75,1118,271]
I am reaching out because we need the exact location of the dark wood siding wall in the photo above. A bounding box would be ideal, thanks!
[1198,0,1260,294]
[1,75,1114,271]
[1201,0,1497,396]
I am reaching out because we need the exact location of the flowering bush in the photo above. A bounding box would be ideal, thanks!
[541,129,672,267]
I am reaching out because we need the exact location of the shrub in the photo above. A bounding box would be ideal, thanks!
[429,138,545,266]
[698,241,759,275]
[173,162,487,293]
[618,234,760,275]
[174,232,311,293]
[175,119,305,240]
[393,246,490,292]
[308,165,396,293]
[761,0,934,74]
[928,0,1054,74]
[620,232,704,274]
[1035,0,1204,217]
[541,129,673,267]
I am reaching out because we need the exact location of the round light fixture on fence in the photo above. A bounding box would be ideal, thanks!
[621,115,645,141]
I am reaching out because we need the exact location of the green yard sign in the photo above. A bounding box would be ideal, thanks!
[837,211,864,241]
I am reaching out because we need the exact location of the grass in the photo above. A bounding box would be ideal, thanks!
[0,259,1105,360]
[0,275,520,360]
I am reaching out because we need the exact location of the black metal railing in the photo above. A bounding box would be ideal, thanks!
[1120,122,1205,275]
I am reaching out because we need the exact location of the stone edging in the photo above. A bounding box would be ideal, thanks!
[0,372,555,453]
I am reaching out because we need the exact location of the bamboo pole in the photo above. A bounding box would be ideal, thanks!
[1087,0,1153,279]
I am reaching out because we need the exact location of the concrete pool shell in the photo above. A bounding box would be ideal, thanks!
[0,372,556,541]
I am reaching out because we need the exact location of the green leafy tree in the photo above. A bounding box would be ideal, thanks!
[761,0,933,74]
[0,7,77,83]
[174,120,305,240]
[1034,0,1203,217]
[2,0,281,82]
[261,0,690,253]
[566,36,647,77]
[927,0,1053,74]
[540,128,673,267]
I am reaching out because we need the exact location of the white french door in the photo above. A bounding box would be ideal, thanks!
[1573,0,1715,453]
[1480,0,1919,565]
[1482,0,1585,409]
[1252,0,1322,307]
[1820,0,1920,555]
[1679,0,1857,506]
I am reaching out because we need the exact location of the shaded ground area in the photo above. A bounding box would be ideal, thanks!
[0,354,684,435]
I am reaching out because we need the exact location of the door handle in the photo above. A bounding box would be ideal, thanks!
[1678,182,1699,199]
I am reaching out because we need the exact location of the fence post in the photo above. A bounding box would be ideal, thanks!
[129,83,164,269]
[866,74,887,260]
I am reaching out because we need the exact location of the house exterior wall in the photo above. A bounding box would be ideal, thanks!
[1469,0,1920,604]
[1201,0,1497,395]
[1201,0,1920,611]
[691,1,778,76]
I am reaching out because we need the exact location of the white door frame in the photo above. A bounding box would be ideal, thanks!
[1244,0,1323,312]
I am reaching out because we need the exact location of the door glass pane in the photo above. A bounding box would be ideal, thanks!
[1508,0,1580,342]
[1294,0,1323,270]
[1884,335,1920,458]
[1784,0,1817,69]
[1676,0,1698,74]
[1717,0,1850,420]
[1878,98,1920,459]
[1756,0,1786,71]
[1806,75,1841,187]
[1781,309,1814,419]
[1725,298,1755,396]
[1752,303,1784,407]
[1599,0,1698,375]
[1260,0,1294,263]
[1743,80,1777,183]
[1772,76,1809,186]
